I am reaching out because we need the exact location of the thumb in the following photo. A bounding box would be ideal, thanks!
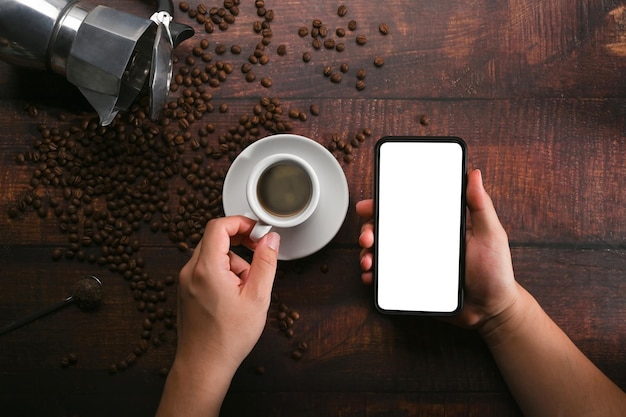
[466,169,505,238]
[246,232,280,299]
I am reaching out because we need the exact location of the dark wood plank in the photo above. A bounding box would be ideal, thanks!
[2,99,626,247]
[3,1,626,100]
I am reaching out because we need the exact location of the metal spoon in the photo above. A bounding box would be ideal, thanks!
[0,275,103,336]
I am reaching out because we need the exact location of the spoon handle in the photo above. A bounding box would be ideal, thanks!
[0,296,73,336]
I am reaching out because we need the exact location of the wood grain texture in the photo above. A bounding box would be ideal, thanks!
[0,0,625,416]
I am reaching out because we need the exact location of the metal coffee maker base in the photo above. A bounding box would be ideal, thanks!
[0,0,193,125]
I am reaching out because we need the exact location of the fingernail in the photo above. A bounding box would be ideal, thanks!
[265,232,280,252]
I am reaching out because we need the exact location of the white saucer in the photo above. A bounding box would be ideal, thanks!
[223,134,349,260]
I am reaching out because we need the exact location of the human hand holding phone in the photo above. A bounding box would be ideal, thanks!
[359,166,518,328]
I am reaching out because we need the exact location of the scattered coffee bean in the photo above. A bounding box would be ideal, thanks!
[379,23,389,35]
[356,35,367,45]
[338,5,348,17]
[374,56,385,67]
[420,115,430,126]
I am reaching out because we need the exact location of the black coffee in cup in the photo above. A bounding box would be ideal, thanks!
[256,162,312,217]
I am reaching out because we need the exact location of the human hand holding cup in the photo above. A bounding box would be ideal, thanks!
[246,153,320,241]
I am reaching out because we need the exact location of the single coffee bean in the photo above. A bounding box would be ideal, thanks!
[298,26,308,37]
[374,56,385,67]
[356,35,367,45]
[348,20,357,31]
[60,357,70,368]
[356,80,366,91]
[379,23,389,35]
[338,5,348,17]
[260,77,273,88]
[52,248,63,260]
[420,115,430,126]
[330,73,342,83]
[302,52,311,62]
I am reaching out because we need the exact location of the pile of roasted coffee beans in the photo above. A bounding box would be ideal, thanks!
[8,0,397,372]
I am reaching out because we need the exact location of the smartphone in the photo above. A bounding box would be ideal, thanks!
[374,137,467,315]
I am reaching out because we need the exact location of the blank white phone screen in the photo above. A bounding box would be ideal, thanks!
[376,140,464,313]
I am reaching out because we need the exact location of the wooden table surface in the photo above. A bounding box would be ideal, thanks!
[1,1,625,416]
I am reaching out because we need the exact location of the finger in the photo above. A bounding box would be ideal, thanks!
[245,232,280,301]
[359,249,373,272]
[356,199,374,218]
[359,222,374,249]
[191,217,258,284]
[465,169,505,238]
[361,271,373,285]
[200,216,257,259]
[228,250,251,279]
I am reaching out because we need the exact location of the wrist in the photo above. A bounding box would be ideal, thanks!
[156,351,238,417]
[478,283,538,348]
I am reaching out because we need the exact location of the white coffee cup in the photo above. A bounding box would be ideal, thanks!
[246,153,320,241]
